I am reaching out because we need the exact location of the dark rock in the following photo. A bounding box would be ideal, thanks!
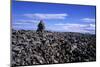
[11,30,96,66]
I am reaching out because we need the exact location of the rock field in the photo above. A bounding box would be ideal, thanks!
[11,30,96,66]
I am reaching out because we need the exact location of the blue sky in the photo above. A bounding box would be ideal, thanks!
[12,0,96,34]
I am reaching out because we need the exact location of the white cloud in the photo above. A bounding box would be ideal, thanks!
[54,23,87,27]
[90,24,95,28]
[23,13,68,19]
[81,18,95,22]
[17,19,39,23]
[12,19,39,25]
[53,23,95,34]
[85,24,95,31]
[12,19,39,30]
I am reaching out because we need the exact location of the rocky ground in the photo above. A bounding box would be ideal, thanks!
[11,30,96,67]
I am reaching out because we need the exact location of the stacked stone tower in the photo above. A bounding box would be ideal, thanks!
[37,20,45,32]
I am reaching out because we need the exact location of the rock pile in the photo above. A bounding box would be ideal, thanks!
[37,20,45,32]
[11,30,96,67]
